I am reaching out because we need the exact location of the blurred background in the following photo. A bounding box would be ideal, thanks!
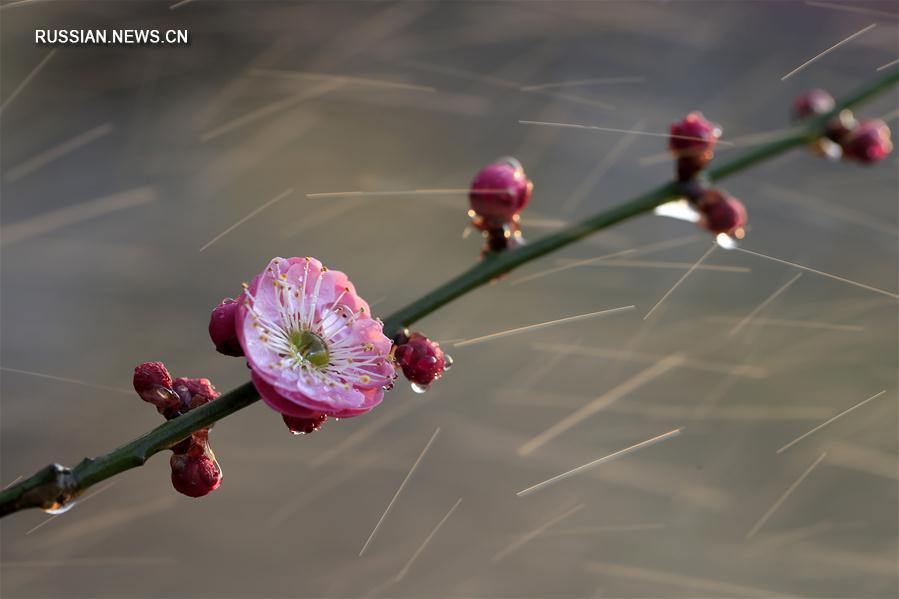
[1,1,897,597]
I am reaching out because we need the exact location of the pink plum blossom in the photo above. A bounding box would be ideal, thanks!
[237,257,395,419]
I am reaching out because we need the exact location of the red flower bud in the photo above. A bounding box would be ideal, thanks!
[669,112,721,159]
[173,377,220,410]
[696,189,747,235]
[133,361,172,393]
[469,158,532,228]
[791,89,835,122]
[133,362,181,417]
[209,298,243,357]
[133,362,225,497]
[842,118,893,163]
[170,450,222,498]
[394,332,447,390]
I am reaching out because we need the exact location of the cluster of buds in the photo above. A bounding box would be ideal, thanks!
[133,362,223,497]
[468,157,532,255]
[667,113,747,241]
[792,89,893,163]
[391,329,452,393]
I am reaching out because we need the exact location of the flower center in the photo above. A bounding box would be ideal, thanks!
[289,330,329,368]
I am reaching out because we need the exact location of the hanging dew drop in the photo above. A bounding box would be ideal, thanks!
[40,464,79,514]
[410,382,430,394]
[442,354,454,371]
[715,233,738,249]
[44,499,77,515]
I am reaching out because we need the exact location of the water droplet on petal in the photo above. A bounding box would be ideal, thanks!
[410,382,430,394]
[282,414,326,435]
[442,354,454,371]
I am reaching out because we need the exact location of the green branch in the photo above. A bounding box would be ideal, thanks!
[2,69,896,518]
